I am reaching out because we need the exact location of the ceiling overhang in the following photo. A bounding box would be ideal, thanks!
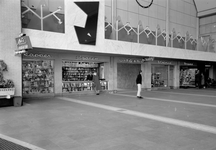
[193,0,216,17]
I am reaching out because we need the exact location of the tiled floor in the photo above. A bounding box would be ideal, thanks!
[0,89,216,150]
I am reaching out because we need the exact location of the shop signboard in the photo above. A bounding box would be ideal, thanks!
[15,36,32,50]
[119,57,154,63]
[75,56,98,61]
[23,53,51,58]
[151,58,177,65]
[157,60,172,65]
[180,61,197,66]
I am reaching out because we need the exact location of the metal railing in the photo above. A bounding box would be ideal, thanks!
[105,16,201,51]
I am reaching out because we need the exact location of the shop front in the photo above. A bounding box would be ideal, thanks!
[151,59,177,89]
[179,61,197,88]
[115,57,178,90]
[116,57,155,90]
[62,58,108,94]
[22,51,110,97]
[22,53,55,96]
[116,57,146,90]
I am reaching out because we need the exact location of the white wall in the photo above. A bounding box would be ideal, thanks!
[23,0,105,53]
[0,0,22,96]
[104,39,216,62]
[23,0,216,62]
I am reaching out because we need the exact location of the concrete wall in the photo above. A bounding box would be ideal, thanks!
[23,0,105,53]
[0,0,22,97]
[22,0,216,62]
[142,62,152,89]
[104,40,216,62]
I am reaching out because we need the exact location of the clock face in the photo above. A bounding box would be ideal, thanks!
[136,0,153,8]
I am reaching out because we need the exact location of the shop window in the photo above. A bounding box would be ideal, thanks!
[180,68,196,87]
[151,65,168,87]
[22,60,54,94]
[21,0,65,33]
[62,61,108,93]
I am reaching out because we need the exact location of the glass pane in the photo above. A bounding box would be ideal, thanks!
[21,0,65,33]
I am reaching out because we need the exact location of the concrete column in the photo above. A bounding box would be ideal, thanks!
[111,0,117,40]
[209,66,214,79]
[166,0,169,47]
[196,18,199,51]
[54,56,62,95]
[104,62,110,82]
[108,56,117,91]
[173,62,180,89]
[142,62,151,89]
[0,1,22,99]
[167,65,170,87]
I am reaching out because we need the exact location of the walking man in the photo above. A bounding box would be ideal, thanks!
[92,72,101,95]
[136,70,143,99]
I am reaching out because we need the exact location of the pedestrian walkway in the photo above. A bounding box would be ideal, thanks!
[59,96,216,134]
[0,89,216,150]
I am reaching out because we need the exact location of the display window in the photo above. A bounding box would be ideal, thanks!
[62,61,98,81]
[151,65,168,87]
[180,67,196,87]
[22,59,54,94]
[62,60,108,93]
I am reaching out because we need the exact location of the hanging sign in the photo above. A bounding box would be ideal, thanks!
[15,36,32,50]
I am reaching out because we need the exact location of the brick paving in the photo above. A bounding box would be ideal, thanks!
[0,138,31,150]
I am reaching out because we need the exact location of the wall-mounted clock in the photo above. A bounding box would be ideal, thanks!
[136,0,153,8]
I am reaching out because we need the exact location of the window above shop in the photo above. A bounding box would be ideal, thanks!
[21,0,65,33]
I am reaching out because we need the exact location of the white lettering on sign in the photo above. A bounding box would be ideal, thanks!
[158,61,172,65]
[18,45,28,50]
[24,53,51,58]
[17,37,27,45]
[119,57,154,63]
[119,58,142,63]
[75,56,98,60]
[142,57,154,62]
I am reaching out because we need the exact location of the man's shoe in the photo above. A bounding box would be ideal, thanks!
[137,96,143,99]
